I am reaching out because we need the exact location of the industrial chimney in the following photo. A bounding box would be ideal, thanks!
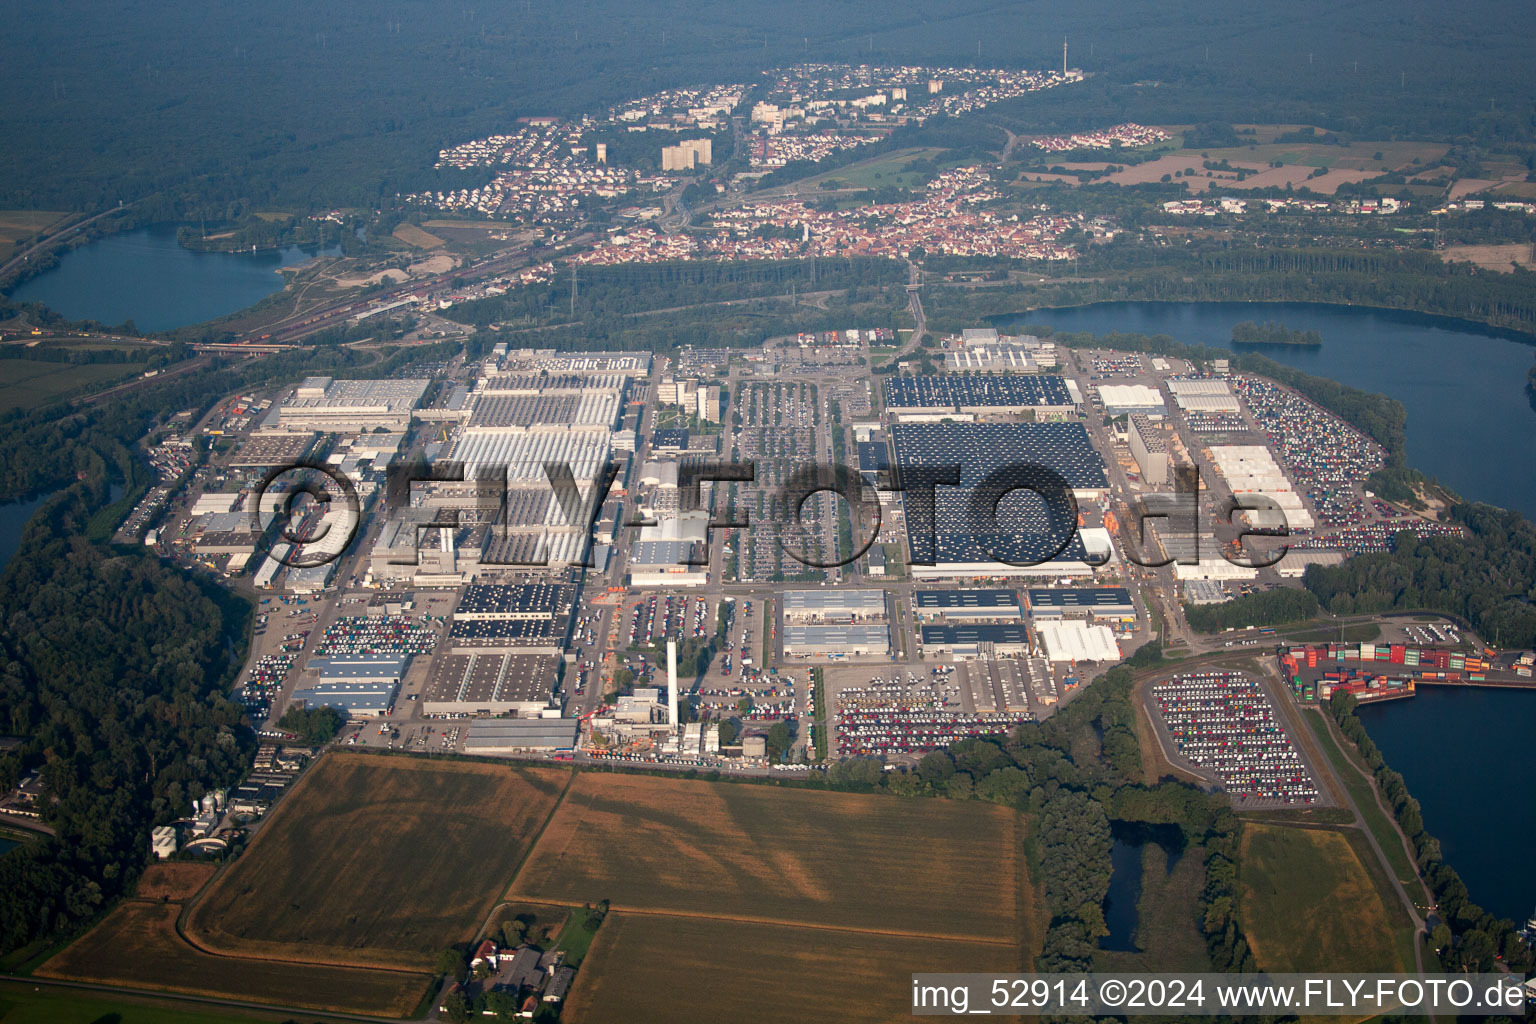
[666,639,679,733]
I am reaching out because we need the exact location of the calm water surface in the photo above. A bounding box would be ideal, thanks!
[10,224,337,332]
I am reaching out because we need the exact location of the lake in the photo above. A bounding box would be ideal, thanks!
[999,301,1536,519]
[8,224,338,333]
[997,300,1536,926]
[1356,687,1536,924]
[0,491,54,572]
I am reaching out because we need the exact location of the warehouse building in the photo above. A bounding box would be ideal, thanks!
[465,392,620,432]
[1025,587,1137,623]
[289,680,399,716]
[628,539,708,587]
[1034,619,1121,663]
[277,378,430,432]
[884,374,1077,417]
[309,654,412,683]
[782,589,887,624]
[1128,414,1169,486]
[1099,384,1166,418]
[889,422,1113,576]
[913,589,1023,620]
[918,623,1031,656]
[454,583,575,621]
[447,618,565,654]
[1206,445,1313,532]
[421,652,557,716]
[1166,378,1241,414]
[783,624,891,657]
[464,717,579,753]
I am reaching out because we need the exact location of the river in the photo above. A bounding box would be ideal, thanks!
[998,301,1536,519]
[8,224,338,333]
[996,300,1536,926]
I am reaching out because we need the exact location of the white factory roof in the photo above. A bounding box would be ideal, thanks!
[1172,556,1260,581]
[448,430,611,485]
[1098,384,1166,411]
[191,492,240,516]
[1035,619,1121,663]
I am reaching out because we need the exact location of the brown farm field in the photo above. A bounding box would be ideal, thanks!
[134,861,217,902]
[0,210,70,244]
[1238,824,1403,973]
[509,773,1028,944]
[391,223,445,249]
[37,902,427,1017]
[186,753,570,969]
[564,911,1024,1024]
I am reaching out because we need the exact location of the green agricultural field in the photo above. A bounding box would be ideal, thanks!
[1238,824,1404,973]
[809,147,958,191]
[563,912,1023,1024]
[508,773,1029,944]
[1302,709,1418,886]
[186,753,570,970]
[0,359,137,411]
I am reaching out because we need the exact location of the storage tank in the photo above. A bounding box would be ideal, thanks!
[742,734,768,759]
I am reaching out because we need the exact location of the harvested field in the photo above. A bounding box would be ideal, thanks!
[186,753,569,969]
[1238,824,1402,972]
[135,862,217,902]
[391,223,445,249]
[509,773,1026,943]
[563,912,1024,1024]
[1441,243,1536,272]
[0,210,69,245]
[37,903,426,1017]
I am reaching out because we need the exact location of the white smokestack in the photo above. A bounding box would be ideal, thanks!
[666,639,679,733]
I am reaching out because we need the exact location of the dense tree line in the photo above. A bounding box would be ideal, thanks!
[1230,320,1322,346]
[0,341,458,956]
[276,706,346,745]
[441,257,903,329]
[1184,588,1320,633]
[1304,503,1536,648]
[0,472,251,953]
[1328,693,1534,972]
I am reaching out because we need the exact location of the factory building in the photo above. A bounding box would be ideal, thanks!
[1034,619,1121,663]
[884,374,1078,418]
[913,589,1024,620]
[918,623,1031,656]
[420,653,558,716]
[1025,587,1137,623]
[447,618,565,654]
[1128,414,1169,486]
[889,422,1114,577]
[289,680,399,716]
[1165,378,1241,413]
[782,624,891,657]
[276,377,430,432]
[781,589,887,624]
[1206,445,1314,532]
[454,583,575,621]
[1099,384,1166,418]
[308,654,411,683]
[464,718,580,753]
[628,539,708,587]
